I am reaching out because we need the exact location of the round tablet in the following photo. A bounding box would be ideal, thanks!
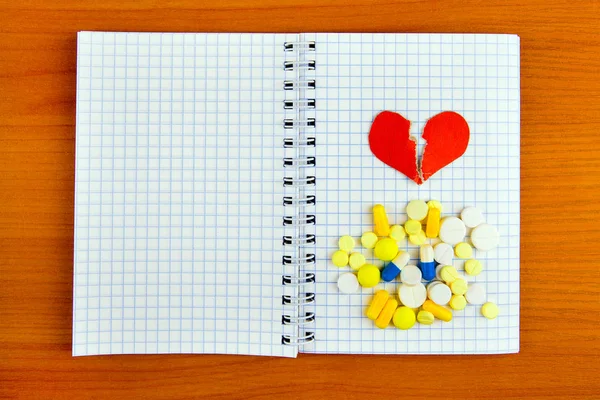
[465,283,486,305]
[374,238,398,261]
[438,217,466,245]
[440,265,460,284]
[471,223,499,251]
[348,252,366,270]
[406,200,429,221]
[409,230,427,245]
[338,235,355,252]
[361,231,379,249]
[393,306,416,330]
[389,224,406,242]
[435,264,445,281]
[454,242,473,259]
[417,310,435,325]
[464,259,483,276]
[449,294,467,310]
[398,282,427,308]
[481,302,499,319]
[404,220,422,235]
[357,264,380,288]
[460,206,484,228]
[337,272,359,294]
[434,242,453,265]
[332,250,349,267]
[427,282,452,305]
[450,279,468,296]
[400,264,422,285]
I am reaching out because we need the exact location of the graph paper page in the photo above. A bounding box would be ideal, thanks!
[74,32,297,357]
[304,33,520,354]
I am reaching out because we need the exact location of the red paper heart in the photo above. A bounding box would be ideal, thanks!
[368,111,470,184]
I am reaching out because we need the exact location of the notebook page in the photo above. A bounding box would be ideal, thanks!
[73,32,297,357]
[305,33,520,354]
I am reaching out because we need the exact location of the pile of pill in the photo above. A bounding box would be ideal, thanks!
[333,200,500,329]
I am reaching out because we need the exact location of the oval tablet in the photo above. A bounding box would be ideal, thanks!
[400,264,422,285]
[434,242,453,265]
[439,217,466,245]
[398,282,427,308]
[337,273,359,294]
[465,283,487,305]
[406,200,429,221]
[471,223,499,251]
[460,206,485,228]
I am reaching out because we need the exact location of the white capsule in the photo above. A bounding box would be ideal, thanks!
[419,244,434,263]
[391,251,411,269]
[434,242,454,265]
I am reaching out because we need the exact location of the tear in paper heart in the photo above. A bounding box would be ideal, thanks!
[368,111,470,184]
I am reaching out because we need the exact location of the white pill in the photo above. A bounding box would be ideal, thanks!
[439,217,466,245]
[465,283,487,305]
[400,264,422,285]
[420,244,434,263]
[471,223,500,251]
[427,282,452,305]
[460,206,485,228]
[337,273,359,294]
[433,242,454,265]
[398,282,427,308]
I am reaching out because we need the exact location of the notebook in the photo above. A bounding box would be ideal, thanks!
[73,31,520,357]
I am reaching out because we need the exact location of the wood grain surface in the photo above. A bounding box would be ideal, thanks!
[1,1,599,399]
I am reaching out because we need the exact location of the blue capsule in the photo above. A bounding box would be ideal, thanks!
[381,251,410,282]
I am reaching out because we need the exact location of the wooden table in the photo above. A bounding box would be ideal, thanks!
[1,1,599,399]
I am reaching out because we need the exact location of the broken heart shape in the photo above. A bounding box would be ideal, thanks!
[368,111,470,185]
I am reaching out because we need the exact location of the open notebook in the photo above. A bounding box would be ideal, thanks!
[74,32,520,357]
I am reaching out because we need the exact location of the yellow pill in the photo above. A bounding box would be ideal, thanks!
[361,231,379,249]
[338,235,355,252]
[449,294,467,310]
[373,204,391,236]
[481,302,499,319]
[404,219,422,235]
[422,300,453,322]
[427,200,443,211]
[406,200,429,221]
[332,250,349,267]
[450,279,468,296]
[357,264,381,288]
[409,230,427,245]
[393,306,416,330]
[374,238,399,261]
[375,298,398,329]
[366,290,389,320]
[464,259,483,276]
[425,207,441,238]
[454,242,473,259]
[417,310,435,325]
[440,265,460,284]
[389,224,406,242]
[348,252,366,270]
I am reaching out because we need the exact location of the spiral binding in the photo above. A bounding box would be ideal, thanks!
[281,40,316,346]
